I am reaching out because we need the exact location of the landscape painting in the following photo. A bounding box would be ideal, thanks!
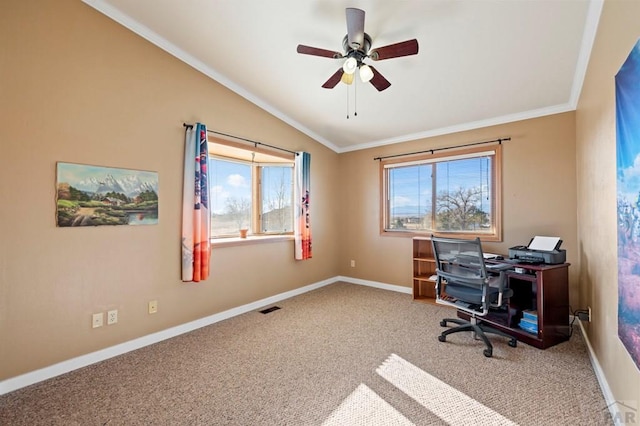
[616,38,640,370]
[56,162,158,227]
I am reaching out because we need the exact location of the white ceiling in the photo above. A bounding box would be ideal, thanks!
[83,0,602,153]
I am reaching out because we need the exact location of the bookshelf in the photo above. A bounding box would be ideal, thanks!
[412,237,437,303]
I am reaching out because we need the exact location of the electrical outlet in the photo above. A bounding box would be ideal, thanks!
[92,312,104,328]
[107,309,118,325]
[577,307,592,322]
[148,300,158,314]
[350,260,356,267]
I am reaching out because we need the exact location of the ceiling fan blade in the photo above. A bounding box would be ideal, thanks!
[346,8,365,50]
[297,44,343,59]
[370,39,419,61]
[322,69,344,89]
[369,66,391,91]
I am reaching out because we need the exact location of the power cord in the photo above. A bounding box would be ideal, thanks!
[574,308,591,321]
[568,306,590,337]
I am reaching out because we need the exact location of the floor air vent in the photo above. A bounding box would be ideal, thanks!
[259,306,281,314]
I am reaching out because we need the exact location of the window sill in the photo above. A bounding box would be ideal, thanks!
[211,235,293,248]
[381,229,500,242]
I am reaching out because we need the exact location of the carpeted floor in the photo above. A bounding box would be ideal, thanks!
[0,282,612,425]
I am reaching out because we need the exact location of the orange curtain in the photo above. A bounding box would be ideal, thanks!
[181,123,211,282]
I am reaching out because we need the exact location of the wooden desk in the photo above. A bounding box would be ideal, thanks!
[459,262,571,349]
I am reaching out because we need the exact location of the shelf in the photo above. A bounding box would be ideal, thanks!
[414,274,436,282]
[413,295,438,304]
[413,237,437,303]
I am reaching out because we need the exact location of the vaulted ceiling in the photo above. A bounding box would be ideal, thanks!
[83,0,601,153]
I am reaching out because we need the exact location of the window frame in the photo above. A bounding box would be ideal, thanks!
[208,136,295,241]
[379,144,502,242]
[257,162,295,235]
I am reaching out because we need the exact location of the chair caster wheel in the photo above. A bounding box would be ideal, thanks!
[438,335,446,342]
[483,349,493,357]
[508,339,518,348]
[440,320,447,327]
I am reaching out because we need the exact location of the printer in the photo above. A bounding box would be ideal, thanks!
[508,236,566,265]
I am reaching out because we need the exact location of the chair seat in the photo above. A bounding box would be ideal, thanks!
[444,281,514,306]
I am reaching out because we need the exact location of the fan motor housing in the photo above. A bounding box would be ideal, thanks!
[342,33,372,60]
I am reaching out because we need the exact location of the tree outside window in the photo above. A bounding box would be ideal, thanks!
[209,152,293,238]
[382,145,501,240]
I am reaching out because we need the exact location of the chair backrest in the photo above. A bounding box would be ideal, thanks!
[431,235,489,281]
[431,235,494,315]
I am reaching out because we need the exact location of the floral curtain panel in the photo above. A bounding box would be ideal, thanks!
[294,151,312,260]
[182,123,211,282]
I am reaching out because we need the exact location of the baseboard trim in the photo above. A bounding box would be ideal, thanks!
[577,320,618,424]
[337,276,412,294]
[0,277,337,396]
[1,277,612,412]
[3,276,611,408]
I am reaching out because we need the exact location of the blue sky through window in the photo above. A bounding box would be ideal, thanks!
[209,159,251,215]
[389,157,491,217]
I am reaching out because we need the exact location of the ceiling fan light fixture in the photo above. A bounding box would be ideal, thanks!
[341,71,354,85]
[297,9,417,92]
[359,64,374,82]
[342,57,358,74]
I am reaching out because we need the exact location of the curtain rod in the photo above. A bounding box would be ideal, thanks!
[373,137,511,161]
[183,123,298,156]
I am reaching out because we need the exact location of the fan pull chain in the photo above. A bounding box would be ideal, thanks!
[354,77,358,117]
[346,83,350,119]
[346,78,358,119]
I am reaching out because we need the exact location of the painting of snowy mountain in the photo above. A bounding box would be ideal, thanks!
[56,162,158,227]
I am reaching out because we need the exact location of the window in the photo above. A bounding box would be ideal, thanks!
[381,145,502,241]
[209,139,294,238]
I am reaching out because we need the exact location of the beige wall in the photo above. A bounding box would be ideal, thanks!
[0,0,340,380]
[576,0,640,412]
[338,113,579,301]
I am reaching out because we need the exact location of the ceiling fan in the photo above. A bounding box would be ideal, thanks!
[296,7,419,92]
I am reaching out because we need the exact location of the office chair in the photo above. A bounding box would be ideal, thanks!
[431,236,517,357]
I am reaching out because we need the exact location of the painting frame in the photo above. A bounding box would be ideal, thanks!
[56,162,159,227]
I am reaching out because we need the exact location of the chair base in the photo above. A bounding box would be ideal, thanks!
[438,317,518,357]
